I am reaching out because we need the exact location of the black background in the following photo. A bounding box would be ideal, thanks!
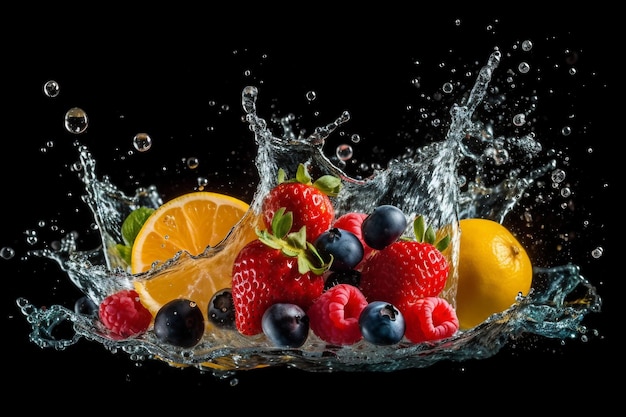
[2,11,617,410]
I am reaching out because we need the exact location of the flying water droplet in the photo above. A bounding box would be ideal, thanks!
[64,107,88,134]
[133,133,153,152]
[43,80,60,98]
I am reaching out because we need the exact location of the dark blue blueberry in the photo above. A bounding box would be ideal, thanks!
[261,303,309,348]
[324,269,361,291]
[74,295,98,316]
[208,288,235,329]
[359,301,405,345]
[313,228,364,271]
[154,298,205,348]
[361,205,407,250]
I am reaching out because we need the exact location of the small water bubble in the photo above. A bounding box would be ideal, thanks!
[335,144,353,161]
[0,246,15,260]
[133,133,152,152]
[64,107,88,134]
[43,80,60,98]
[350,133,361,144]
[518,62,530,74]
[521,40,533,51]
[197,177,209,190]
[560,187,571,198]
[186,157,199,170]
[442,82,454,94]
[561,126,572,136]
[513,113,526,126]
[591,246,603,259]
[305,91,317,102]
[568,67,577,76]
[551,168,566,183]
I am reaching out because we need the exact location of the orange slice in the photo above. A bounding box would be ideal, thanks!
[131,191,261,321]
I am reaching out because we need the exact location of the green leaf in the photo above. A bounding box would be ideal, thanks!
[115,243,132,266]
[436,234,451,252]
[121,207,155,246]
[413,215,426,242]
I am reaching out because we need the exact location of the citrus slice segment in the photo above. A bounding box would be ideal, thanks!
[130,191,261,322]
[131,191,251,274]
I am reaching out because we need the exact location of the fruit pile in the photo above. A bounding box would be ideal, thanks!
[95,162,463,349]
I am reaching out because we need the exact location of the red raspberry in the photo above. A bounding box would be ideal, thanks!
[99,289,152,338]
[307,283,368,345]
[398,297,459,343]
[333,212,374,263]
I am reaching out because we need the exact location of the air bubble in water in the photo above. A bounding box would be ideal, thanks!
[518,62,530,74]
[186,157,199,170]
[591,247,603,259]
[561,126,572,136]
[442,82,454,94]
[513,113,526,126]
[0,246,15,260]
[350,134,361,144]
[551,168,566,183]
[43,80,60,98]
[336,144,353,161]
[306,91,317,102]
[133,133,153,152]
[521,40,533,51]
[64,107,88,134]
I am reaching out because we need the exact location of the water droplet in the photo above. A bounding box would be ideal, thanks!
[591,247,603,259]
[551,169,566,183]
[521,40,533,51]
[350,134,361,144]
[305,91,317,101]
[43,80,60,98]
[0,246,15,260]
[186,157,199,170]
[561,126,572,136]
[133,133,152,152]
[442,82,454,94]
[336,144,353,161]
[518,62,530,74]
[513,113,526,126]
[64,107,88,134]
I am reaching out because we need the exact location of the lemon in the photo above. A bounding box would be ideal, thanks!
[456,218,532,330]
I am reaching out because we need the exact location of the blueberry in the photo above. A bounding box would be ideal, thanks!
[313,228,364,271]
[261,303,309,348]
[361,205,407,250]
[359,301,406,345]
[208,288,235,329]
[74,295,98,316]
[324,269,361,291]
[154,298,205,348]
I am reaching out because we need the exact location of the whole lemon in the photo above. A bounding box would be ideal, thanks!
[456,218,533,330]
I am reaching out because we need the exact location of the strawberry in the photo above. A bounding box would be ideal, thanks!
[232,208,330,336]
[359,215,451,306]
[262,163,341,242]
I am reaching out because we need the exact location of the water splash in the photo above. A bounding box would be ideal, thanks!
[16,50,601,377]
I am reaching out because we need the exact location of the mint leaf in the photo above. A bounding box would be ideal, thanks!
[121,206,155,247]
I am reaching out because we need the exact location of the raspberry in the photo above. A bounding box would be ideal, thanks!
[99,289,152,338]
[399,297,459,343]
[307,283,368,345]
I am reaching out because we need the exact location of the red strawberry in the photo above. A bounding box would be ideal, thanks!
[262,163,341,241]
[99,289,152,338]
[398,297,459,343]
[307,283,368,345]
[359,215,451,306]
[332,212,374,264]
[232,209,330,336]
